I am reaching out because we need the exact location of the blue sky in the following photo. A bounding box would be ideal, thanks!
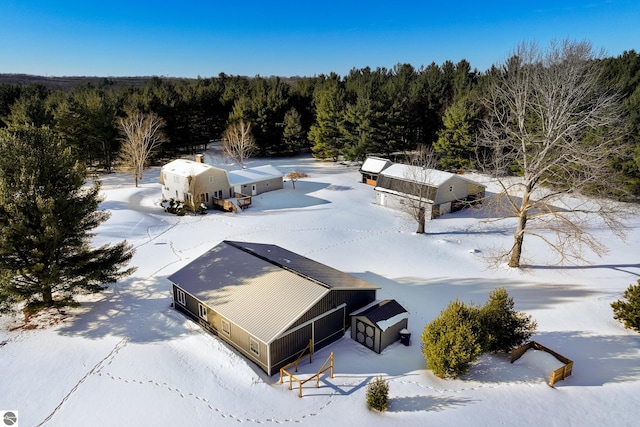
[1,1,638,77]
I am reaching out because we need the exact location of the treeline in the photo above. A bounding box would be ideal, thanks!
[1,50,639,195]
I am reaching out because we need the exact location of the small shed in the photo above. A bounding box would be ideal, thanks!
[351,299,408,353]
[359,157,393,186]
[227,165,284,196]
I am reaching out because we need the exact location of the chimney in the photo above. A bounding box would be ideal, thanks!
[195,154,204,163]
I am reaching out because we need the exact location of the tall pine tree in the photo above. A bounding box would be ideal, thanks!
[0,127,135,314]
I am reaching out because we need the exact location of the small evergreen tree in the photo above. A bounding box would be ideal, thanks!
[479,288,537,353]
[421,299,483,378]
[366,376,389,412]
[611,280,640,332]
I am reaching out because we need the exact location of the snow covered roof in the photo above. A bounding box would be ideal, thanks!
[351,299,408,331]
[360,157,393,174]
[161,158,223,177]
[227,165,283,186]
[379,164,458,187]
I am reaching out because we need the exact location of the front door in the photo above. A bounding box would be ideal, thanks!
[251,184,257,196]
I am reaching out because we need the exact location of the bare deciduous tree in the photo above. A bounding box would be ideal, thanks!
[118,111,166,187]
[477,40,627,267]
[285,171,309,189]
[222,120,256,167]
[399,145,440,234]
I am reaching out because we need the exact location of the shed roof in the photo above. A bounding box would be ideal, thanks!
[227,165,283,186]
[168,241,379,344]
[161,158,224,177]
[351,299,408,331]
[379,164,486,188]
[360,157,393,174]
[379,164,456,187]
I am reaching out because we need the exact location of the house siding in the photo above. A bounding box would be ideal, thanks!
[290,289,376,329]
[270,324,313,375]
[161,161,231,209]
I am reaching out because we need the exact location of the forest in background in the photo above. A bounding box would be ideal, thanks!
[1,49,639,198]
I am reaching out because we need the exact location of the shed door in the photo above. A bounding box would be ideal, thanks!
[355,320,375,349]
[251,184,257,196]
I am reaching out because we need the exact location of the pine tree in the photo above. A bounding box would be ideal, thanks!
[308,76,345,160]
[421,299,483,378]
[0,127,135,314]
[366,376,389,412]
[611,280,640,332]
[479,288,537,353]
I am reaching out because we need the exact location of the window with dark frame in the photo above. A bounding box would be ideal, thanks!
[221,319,230,336]
[249,337,260,357]
[198,303,207,320]
[176,289,186,306]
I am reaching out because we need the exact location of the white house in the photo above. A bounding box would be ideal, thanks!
[159,158,232,208]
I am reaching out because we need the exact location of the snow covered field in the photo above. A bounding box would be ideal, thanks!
[1,154,639,426]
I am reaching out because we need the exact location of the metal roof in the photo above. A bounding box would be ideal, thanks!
[360,157,393,174]
[352,299,407,323]
[168,241,379,344]
[226,241,380,290]
[379,164,457,187]
[227,165,283,186]
[379,164,486,188]
[352,299,408,331]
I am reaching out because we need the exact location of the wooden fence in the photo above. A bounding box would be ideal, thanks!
[511,341,573,387]
[280,352,335,398]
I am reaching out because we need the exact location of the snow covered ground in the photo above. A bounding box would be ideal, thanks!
[1,154,639,426]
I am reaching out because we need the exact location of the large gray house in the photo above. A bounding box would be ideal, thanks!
[168,240,380,376]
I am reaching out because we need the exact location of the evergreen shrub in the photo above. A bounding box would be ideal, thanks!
[366,376,389,412]
[611,280,640,333]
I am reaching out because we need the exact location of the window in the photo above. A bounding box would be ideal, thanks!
[221,319,230,336]
[198,303,207,320]
[249,337,260,357]
[209,176,216,184]
[449,185,454,192]
[173,176,180,184]
[176,289,186,306]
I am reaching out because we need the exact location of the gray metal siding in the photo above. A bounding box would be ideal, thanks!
[289,290,376,329]
[270,324,313,375]
[314,307,346,348]
[379,318,408,351]
[173,284,200,320]
[218,319,270,374]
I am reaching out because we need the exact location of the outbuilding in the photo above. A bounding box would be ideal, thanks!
[227,165,284,196]
[375,163,485,219]
[359,157,393,186]
[168,240,380,376]
[351,300,409,353]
